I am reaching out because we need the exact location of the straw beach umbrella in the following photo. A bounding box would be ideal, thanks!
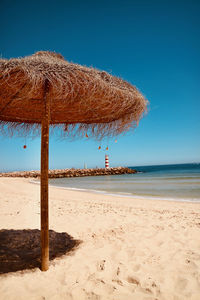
[0,51,148,271]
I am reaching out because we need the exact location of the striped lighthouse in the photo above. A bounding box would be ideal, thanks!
[105,154,109,168]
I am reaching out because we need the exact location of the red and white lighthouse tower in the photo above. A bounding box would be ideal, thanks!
[105,154,109,168]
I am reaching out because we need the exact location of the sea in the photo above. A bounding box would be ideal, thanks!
[49,163,200,203]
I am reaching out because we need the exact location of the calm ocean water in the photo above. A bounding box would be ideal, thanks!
[49,163,200,202]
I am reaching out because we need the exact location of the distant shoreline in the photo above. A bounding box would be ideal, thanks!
[0,167,137,178]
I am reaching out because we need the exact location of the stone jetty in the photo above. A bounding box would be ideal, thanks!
[0,167,137,178]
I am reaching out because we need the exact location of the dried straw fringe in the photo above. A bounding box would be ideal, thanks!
[0,120,139,140]
[0,51,148,139]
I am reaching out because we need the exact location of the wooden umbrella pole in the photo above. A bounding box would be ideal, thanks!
[41,79,50,271]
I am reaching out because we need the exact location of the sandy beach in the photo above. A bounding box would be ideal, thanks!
[0,177,200,300]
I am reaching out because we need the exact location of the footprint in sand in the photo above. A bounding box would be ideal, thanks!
[132,264,141,272]
[127,276,140,285]
[116,266,120,276]
[175,277,188,291]
[157,240,164,247]
[185,259,198,269]
[97,259,106,271]
[112,279,123,286]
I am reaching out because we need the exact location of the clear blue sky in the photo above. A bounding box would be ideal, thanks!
[0,0,199,171]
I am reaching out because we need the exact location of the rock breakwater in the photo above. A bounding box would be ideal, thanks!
[0,167,136,178]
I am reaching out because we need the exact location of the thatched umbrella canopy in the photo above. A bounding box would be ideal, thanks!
[0,51,148,271]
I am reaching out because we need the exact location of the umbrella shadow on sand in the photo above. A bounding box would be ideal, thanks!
[0,229,82,274]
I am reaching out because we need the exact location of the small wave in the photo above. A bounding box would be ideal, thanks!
[47,182,200,203]
[30,178,200,203]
